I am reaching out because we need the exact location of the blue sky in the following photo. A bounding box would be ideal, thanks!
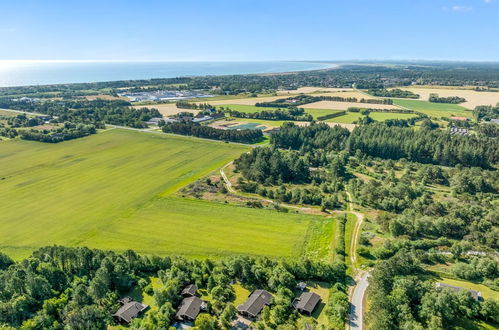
[0,0,497,61]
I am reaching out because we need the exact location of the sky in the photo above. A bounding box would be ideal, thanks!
[0,0,498,62]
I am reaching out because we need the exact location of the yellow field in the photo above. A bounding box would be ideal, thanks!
[399,87,499,109]
[198,95,289,106]
[277,87,354,95]
[301,100,401,110]
[311,91,373,99]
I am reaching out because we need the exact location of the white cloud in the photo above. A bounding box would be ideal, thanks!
[484,0,493,3]
[451,5,473,12]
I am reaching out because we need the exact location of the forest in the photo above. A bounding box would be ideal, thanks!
[366,250,498,329]
[473,104,499,121]
[226,107,313,121]
[18,123,97,143]
[428,93,466,104]
[255,94,392,108]
[0,99,160,129]
[162,121,263,143]
[0,246,347,329]
[367,88,419,99]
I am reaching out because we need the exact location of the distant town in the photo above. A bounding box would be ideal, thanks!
[118,90,213,102]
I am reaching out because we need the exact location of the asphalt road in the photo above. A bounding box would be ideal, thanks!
[348,272,370,330]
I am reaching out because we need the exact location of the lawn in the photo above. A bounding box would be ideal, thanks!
[392,99,472,118]
[0,129,331,260]
[437,278,498,301]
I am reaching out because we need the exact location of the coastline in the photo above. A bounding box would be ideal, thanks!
[0,61,339,88]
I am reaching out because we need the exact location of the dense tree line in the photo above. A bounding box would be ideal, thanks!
[175,101,214,110]
[428,93,466,104]
[6,114,45,128]
[227,107,313,121]
[347,124,498,168]
[234,147,310,184]
[473,103,499,121]
[347,107,416,114]
[256,94,392,108]
[0,99,160,129]
[162,121,263,143]
[0,126,18,138]
[367,88,419,98]
[0,246,345,329]
[271,122,350,152]
[19,123,97,143]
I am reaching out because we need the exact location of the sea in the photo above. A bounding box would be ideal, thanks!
[0,61,335,88]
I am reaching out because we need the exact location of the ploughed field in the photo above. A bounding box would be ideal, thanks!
[0,129,333,260]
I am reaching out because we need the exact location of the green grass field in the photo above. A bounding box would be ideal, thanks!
[0,129,332,260]
[437,278,498,300]
[392,99,472,118]
[217,104,278,113]
[326,112,418,124]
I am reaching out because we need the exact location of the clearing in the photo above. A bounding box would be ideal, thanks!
[392,99,472,118]
[398,87,499,109]
[0,129,331,260]
[301,100,401,111]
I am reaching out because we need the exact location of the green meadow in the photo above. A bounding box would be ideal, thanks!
[392,99,472,118]
[326,112,418,124]
[216,104,278,113]
[0,129,333,260]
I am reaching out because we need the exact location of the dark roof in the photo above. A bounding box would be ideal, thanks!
[237,290,273,317]
[181,284,198,297]
[176,296,203,321]
[113,300,148,323]
[435,282,481,300]
[294,292,321,313]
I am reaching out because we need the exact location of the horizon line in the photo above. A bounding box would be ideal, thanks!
[0,59,498,64]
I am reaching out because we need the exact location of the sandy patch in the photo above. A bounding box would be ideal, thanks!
[302,100,400,110]
[399,87,499,109]
[326,122,356,131]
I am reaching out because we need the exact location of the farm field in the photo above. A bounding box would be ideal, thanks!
[399,87,499,109]
[0,109,19,117]
[196,95,289,106]
[276,87,355,95]
[0,129,333,260]
[393,99,472,118]
[216,104,346,120]
[301,100,401,110]
[325,112,418,124]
